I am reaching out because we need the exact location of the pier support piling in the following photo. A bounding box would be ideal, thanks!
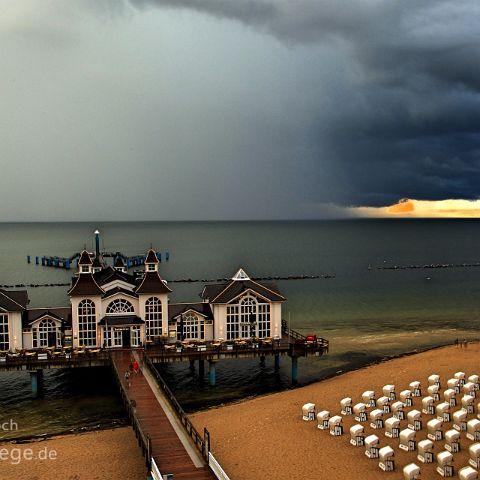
[274,354,280,371]
[30,369,43,396]
[208,361,217,387]
[291,357,298,386]
[198,359,205,378]
[189,359,195,370]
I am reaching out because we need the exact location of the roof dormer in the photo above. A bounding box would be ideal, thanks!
[145,249,159,272]
[114,256,127,273]
[78,250,93,274]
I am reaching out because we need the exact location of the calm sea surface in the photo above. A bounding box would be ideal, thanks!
[1,220,480,437]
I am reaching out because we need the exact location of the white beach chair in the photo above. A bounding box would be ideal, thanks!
[302,403,315,421]
[428,384,440,401]
[353,402,367,422]
[436,402,451,422]
[403,463,420,480]
[454,371,466,387]
[453,409,467,431]
[447,377,460,394]
[427,418,444,441]
[407,409,422,431]
[444,388,457,407]
[400,389,413,407]
[328,415,343,436]
[428,374,441,388]
[444,429,460,453]
[340,397,352,415]
[384,417,400,438]
[399,428,416,452]
[462,394,475,413]
[409,381,421,397]
[459,466,478,480]
[467,419,480,441]
[477,402,480,419]
[417,439,434,464]
[464,382,476,398]
[422,396,435,415]
[468,443,480,468]
[436,450,454,477]
[369,409,384,429]
[383,384,396,401]
[349,424,365,446]
[362,390,376,407]
[377,396,391,414]
[364,434,380,459]
[317,410,330,430]
[392,400,405,420]
[378,445,395,471]
[468,374,479,391]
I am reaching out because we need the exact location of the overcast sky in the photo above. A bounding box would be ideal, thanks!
[1,1,479,221]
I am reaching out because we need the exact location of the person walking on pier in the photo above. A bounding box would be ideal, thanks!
[124,370,131,388]
[133,360,140,375]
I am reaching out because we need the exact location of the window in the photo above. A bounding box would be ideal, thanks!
[240,296,257,338]
[226,305,239,340]
[106,299,134,314]
[257,303,271,338]
[147,264,156,271]
[145,297,162,340]
[81,266,90,273]
[34,318,58,348]
[226,295,271,339]
[78,299,97,347]
[180,313,204,340]
[0,314,9,350]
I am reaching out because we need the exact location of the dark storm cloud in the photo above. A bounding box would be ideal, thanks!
[131,0,480,207]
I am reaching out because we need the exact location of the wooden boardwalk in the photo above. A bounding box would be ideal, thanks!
[111,351,215,480]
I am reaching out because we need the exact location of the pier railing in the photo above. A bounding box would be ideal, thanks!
[281,319,329,354]
[110,354,152,470]
[143,353,209,461]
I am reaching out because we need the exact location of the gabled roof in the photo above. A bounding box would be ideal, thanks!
[78,250,92,265]
[135,271,172,295]
[201,276,285,304]
[68,274,104,297]
[102,287,138,300]
[169,302,213,322]
[145,249,159,264]
[25,308,71,327]
[94,267,136,288]
[0,289,28,312]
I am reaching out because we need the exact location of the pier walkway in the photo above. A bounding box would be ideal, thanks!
[111,350,215,480]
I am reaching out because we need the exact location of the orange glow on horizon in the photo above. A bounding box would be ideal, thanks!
[348,199,480,218]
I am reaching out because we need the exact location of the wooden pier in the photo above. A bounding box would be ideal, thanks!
[111,350,216,479]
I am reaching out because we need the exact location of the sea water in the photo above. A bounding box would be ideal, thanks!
[0,220,479,435]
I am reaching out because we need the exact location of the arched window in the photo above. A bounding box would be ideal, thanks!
[240,296,257,338]
[226,295,270,339]
[106,299,134,314]
[0,314,9,351]
[145,297,162,340]
[182,313,204,340]
[78,299,97,347]
[34,318,58,348]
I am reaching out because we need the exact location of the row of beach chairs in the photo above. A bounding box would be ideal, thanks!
[302,372,480,479]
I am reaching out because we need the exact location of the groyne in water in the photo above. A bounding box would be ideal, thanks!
[0,274,335,289]
[374,262,480,271]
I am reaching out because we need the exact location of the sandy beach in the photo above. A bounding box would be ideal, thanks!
[192,343,480,480]
[0,427,147,480]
